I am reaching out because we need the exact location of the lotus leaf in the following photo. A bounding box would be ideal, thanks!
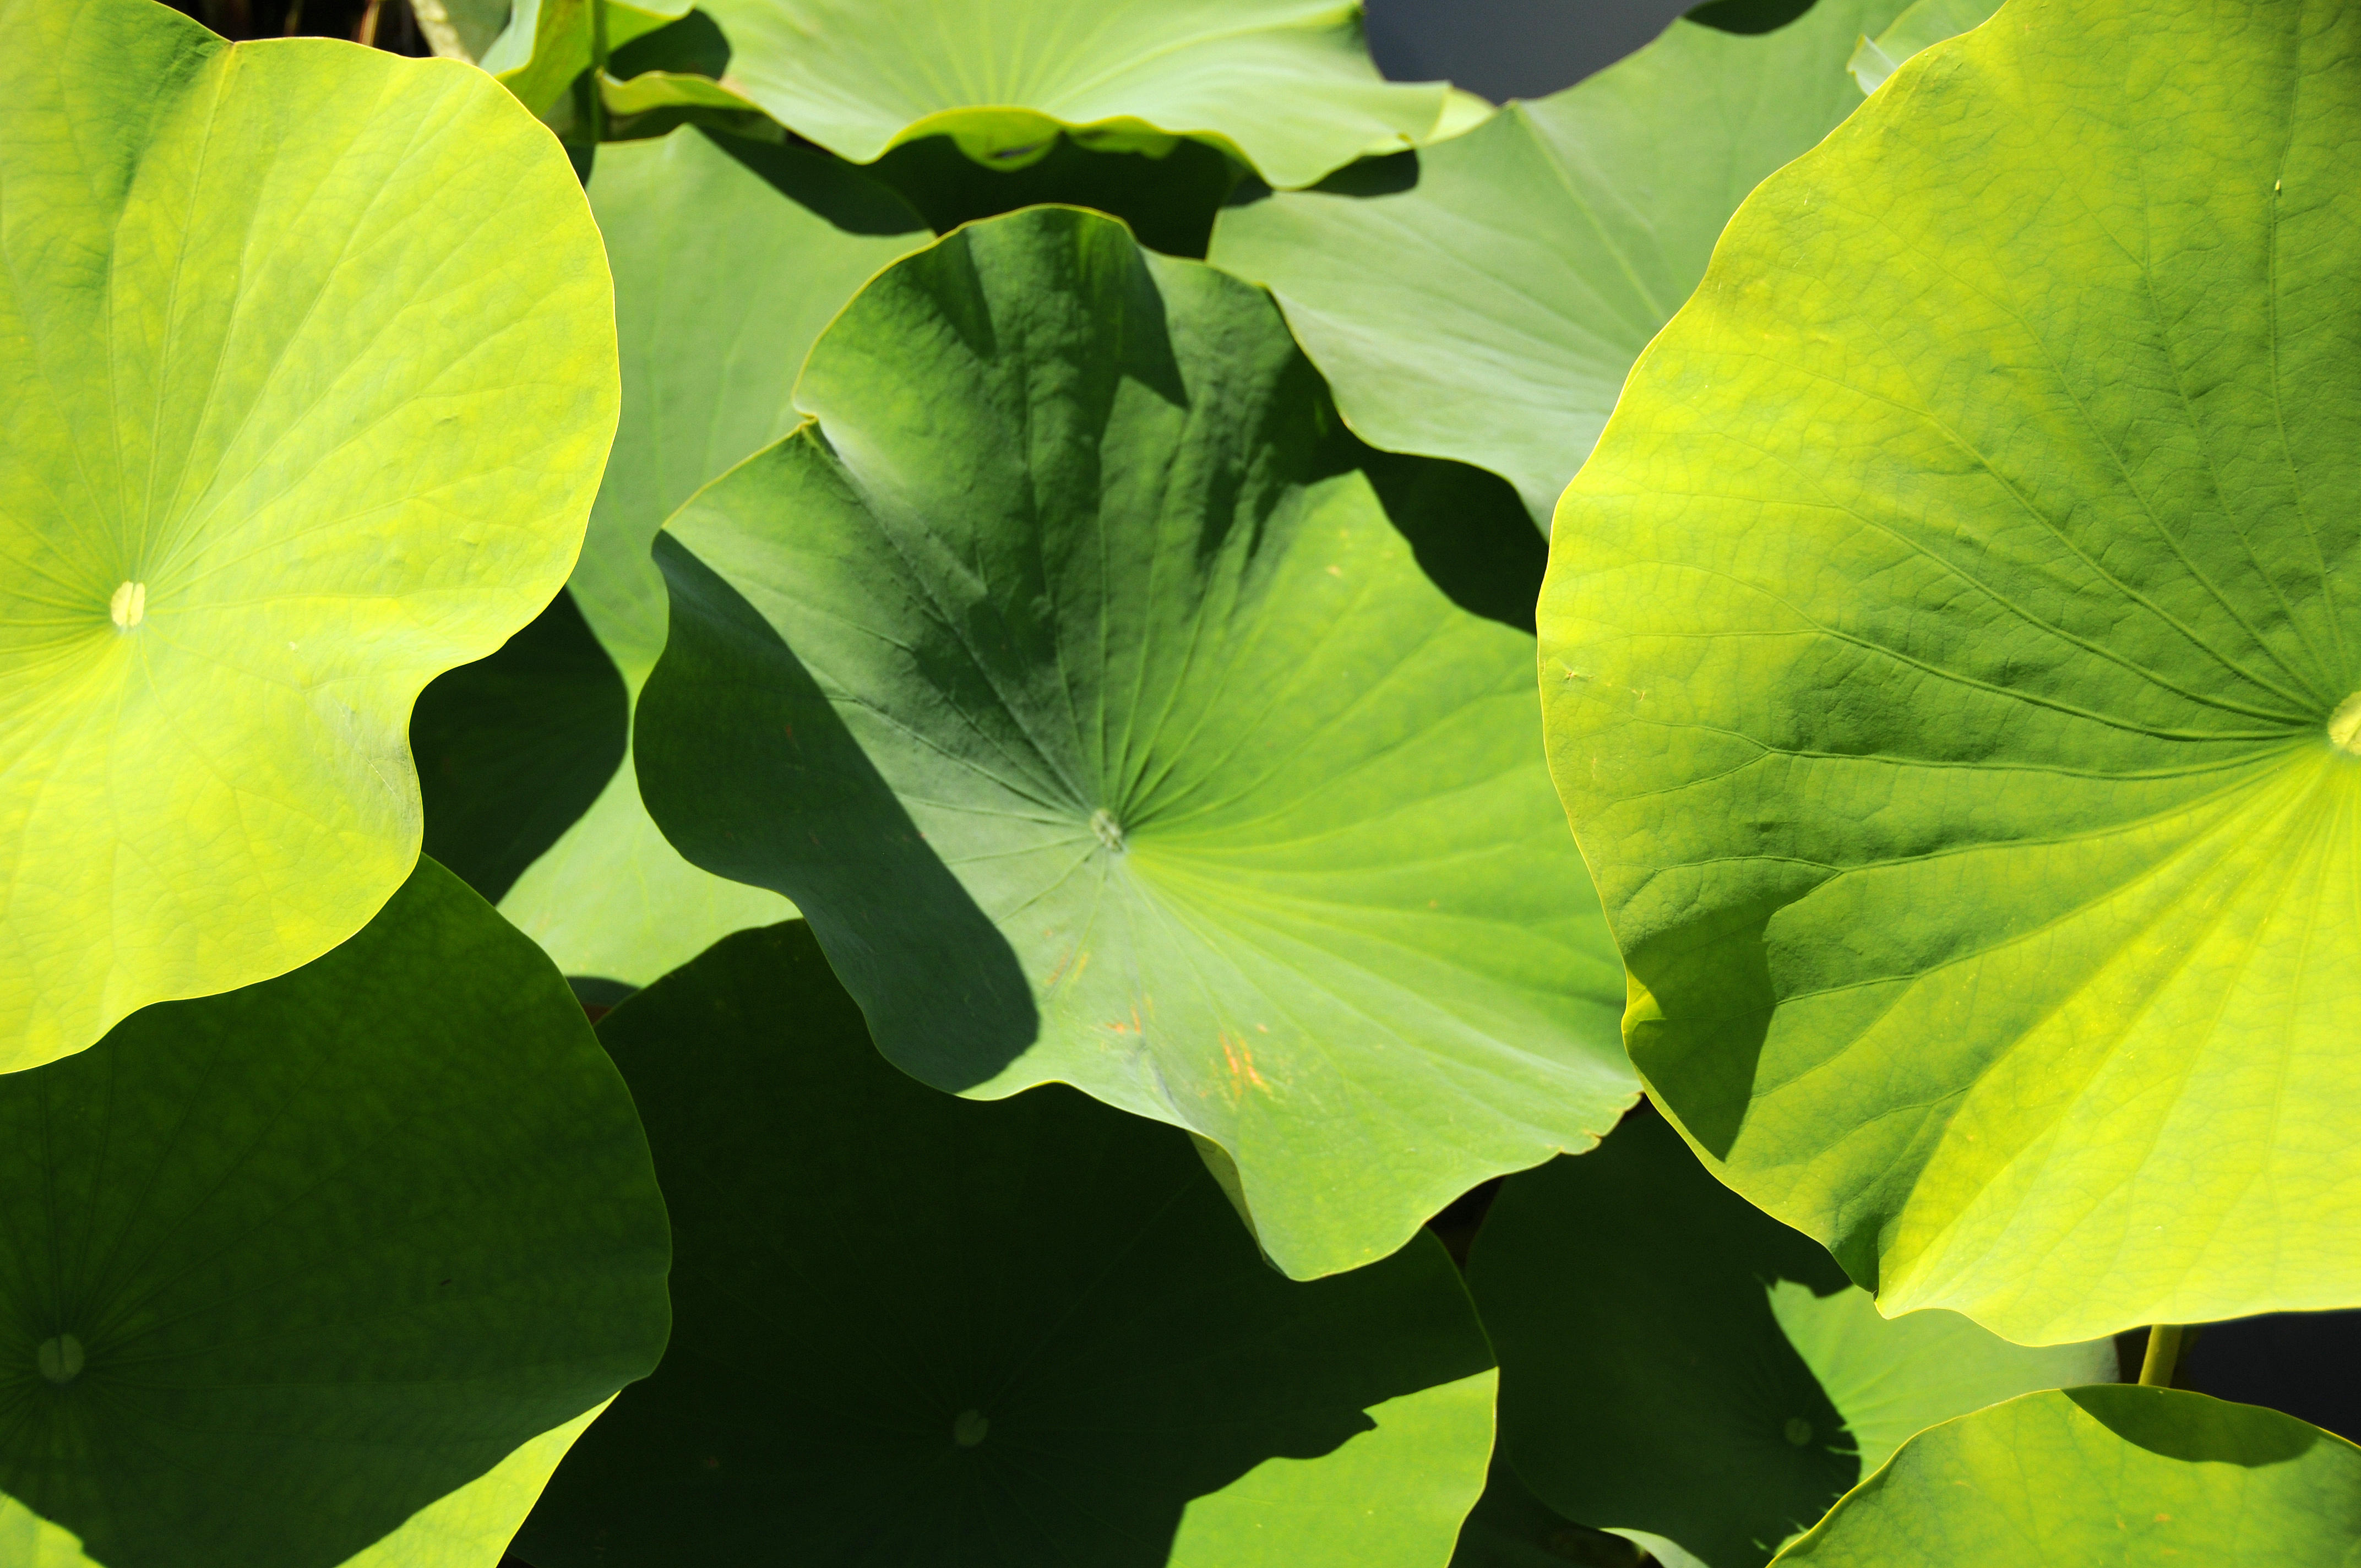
[1470,1112,2112,1567]
[1207,0,1906,523]
[1845,0,1997,94]
[477,0,693,116]
[515,919,1497,1568]
[1541,0,2361,1342]
[634,204,1633,1278]
[1774,1387,2361,1565]
[499,129,925,986]
[0,859,671,1568]
[0,0,618,1072]
[692,0,1451,186]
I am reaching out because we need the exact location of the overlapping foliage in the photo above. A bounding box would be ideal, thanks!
[4,0,2355,1562]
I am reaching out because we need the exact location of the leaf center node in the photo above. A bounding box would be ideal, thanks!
[953,1408,989,1447]
[109,580,146,631]
[1782,1416,1813,1446]
[2330,693,2361,758]
[1089,807,1127,853]
[36,1333,83,1386]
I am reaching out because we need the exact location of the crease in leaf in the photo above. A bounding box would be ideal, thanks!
[1845,0,1999,94]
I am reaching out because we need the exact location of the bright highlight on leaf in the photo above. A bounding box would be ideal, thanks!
[693,0,1454,186]
[1542,0,2361,1344]
[517,920,1497,1568]
[0,859,670,1568]
[0,0,619,1072]
[1845,0,1996,95]
[637,204,1634,1280]
[1209,0,1906,524]
[1773,1387,2361,1564]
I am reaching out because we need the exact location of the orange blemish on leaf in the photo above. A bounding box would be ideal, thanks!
[1220,1032,1270,1095]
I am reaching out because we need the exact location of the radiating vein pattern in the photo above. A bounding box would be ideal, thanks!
[638,206,1634,1280]
[1541,0,2361,1343]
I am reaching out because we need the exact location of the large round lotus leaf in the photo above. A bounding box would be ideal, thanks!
[1774,1387,2361,1565]
[1206,0,1906,524]
[692,0,1451,187]
[1540,0,2361,1343]
[0,0,618,1072]
[0,858,671,1568]
[633,204,1634,1279]
[515,918,1497,1567]
[495,130,924,986]
[1469,1112,2113,1568]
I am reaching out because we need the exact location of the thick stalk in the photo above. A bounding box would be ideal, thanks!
[2137,1323,2186,1387]
[586,0,610,144]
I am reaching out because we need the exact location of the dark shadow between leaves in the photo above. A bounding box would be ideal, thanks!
[519,921,1489,1568]
[636,535,1040,1092]
[707,130,931,237]
[868,133,1244,258]
[410,587,627,905]
[2066,1386,2320,1468]
[1685,0,1819,34]
[1364,447,1548,635]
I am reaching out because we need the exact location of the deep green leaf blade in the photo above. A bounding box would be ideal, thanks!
[694,0,1451,186]
[635,205,1633,1278]
[1470,1112,2112,1567]
[0,0,618,1070]
[1208,0,1907,523]
[517,918,1496,1567]
[1540,0,2361,1342]
[0,859,671,1568]
[1774,1387,2361,1565]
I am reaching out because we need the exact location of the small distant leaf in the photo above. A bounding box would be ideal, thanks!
[1208,0,1907,523]
[635,205,1633,1278]
[1541,0,2361,1344]
[0,860,671,1568]
[516,919,1497,1568]
[1468,1113,2110,1568]
[1774,1388,2361,1564]
[0,0,617,1071]
[497,129,926,987]
[1845,0,1998,94]
[693,0,1453,186]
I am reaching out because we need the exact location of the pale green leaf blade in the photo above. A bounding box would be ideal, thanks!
[635,205,1634,1278]
[1846,0,1999,94]
[1541,0,2361,1342]
[1208,0,1908,523]
[1773,1388,2361,1565]
[516,920,1497,1566]
[478,0,691,116]
[1470,1113,2115,1567]
[497,129,927,984]
[0,859,670,1568]
[694,0,1451,187]
[0,0,618,1071]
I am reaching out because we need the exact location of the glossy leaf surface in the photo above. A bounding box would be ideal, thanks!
[517,919,1497,1567]
[0,860,670,1568]
[0,0,617,1070]
[501,129,925,986]
[637,205,1633,1278]
[694,0,1450,186]
[1208,0,1905,522]
[1541,0,2361,1342]
[1776,1387,2361,1565]
[1470,1113,2111,1567]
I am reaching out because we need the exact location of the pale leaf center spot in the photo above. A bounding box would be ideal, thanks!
[36,1334,83,1386]
[1782,1416,1813,1447]
[953,1408,989,1447]
[2330,693,2361,757]
[110,581,146,630]
[1090,807,1126,853]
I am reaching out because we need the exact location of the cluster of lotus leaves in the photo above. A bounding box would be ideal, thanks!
[1543,0,2361,1346]
[0,0,617,1071]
